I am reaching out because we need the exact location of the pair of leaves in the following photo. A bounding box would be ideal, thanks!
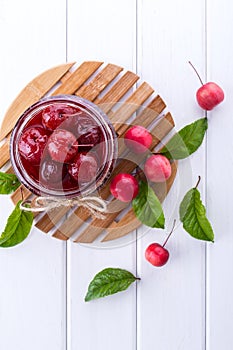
[0,172,20,194]
[179,183,214,242]
[132,181,165,229]
[85,268,139,302]
[132,179,214,242]
[0,200,33,248]
[160,117,208,159]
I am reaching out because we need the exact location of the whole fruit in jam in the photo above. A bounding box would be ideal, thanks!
[145,220,176,267]
[73,114,98,136]
[78,126,101,147]
[18,126,48,165]
[144,154,171,182]
[42,104,77,130]
[189,61,224,110]
[47,129,78,163]
[124,125,153,154]
[110,173,139,203]
[68,152,98,184]
[40,159,65,184]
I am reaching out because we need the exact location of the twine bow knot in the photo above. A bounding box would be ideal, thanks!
[20,196,107,219]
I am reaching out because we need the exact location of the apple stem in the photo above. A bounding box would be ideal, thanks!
[163,219,176,248]
[20,187,24,201]
[62,112,82,118]
[188,61,204,85]
[78,144,94,148]
[195,176,201,189]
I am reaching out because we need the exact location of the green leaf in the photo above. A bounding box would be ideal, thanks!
[179,187,214,242]
[85,268,139,302]
[0,200,33,247]
[160,117,208,159]
[132,181,165,229]
[0,172,21,194]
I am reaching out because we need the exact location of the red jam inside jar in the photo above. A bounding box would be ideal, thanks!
[10,95,118,198]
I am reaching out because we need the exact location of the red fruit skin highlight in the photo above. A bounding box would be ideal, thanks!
[110,173,139,203]
[144,154,171,183]
[196,82,224,110]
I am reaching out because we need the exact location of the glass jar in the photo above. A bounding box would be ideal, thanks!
[10,95,118,198]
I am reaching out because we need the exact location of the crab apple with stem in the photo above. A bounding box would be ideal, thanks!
[124,125,153,154]
[42,104,77,130]
[110,173,139,203]
[145,220,176,267]
[189,61,224,111]
[144,154,172,183]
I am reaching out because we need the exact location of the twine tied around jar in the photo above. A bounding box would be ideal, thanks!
[20,196,107,219]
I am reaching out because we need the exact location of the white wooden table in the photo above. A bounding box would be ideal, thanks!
[0,0,232,349]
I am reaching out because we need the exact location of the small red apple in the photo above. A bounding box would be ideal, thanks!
[110,173,139,203]
[196,82,224,111]
[145,243,169,267]
[144,154,171,183]
[189,61,224,111]
[145,220,176,267]
[124,125,152,154]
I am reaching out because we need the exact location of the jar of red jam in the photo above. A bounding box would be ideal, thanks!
[10,95,118,198]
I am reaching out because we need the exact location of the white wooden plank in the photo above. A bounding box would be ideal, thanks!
[206,1,233,349]
[137,0,207,349]
[0,0,67,349]
[67,1,137,349]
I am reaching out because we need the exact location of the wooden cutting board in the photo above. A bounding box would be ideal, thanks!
[0,62,177,243]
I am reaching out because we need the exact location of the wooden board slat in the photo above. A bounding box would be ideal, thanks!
[75,210,122,243]
[11,185,32,204]
[75,64,123,101]
[132,95,166,127]
[95,71,139,113]
[109,82,154,123]
[52,61,103,96]
[35,206,70,233]
[0,135,11,168]
[5,166,14,174]
[60,71,72,84]
[1,61,178,243]
[0,63,75,141]
[52,208,90,240]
